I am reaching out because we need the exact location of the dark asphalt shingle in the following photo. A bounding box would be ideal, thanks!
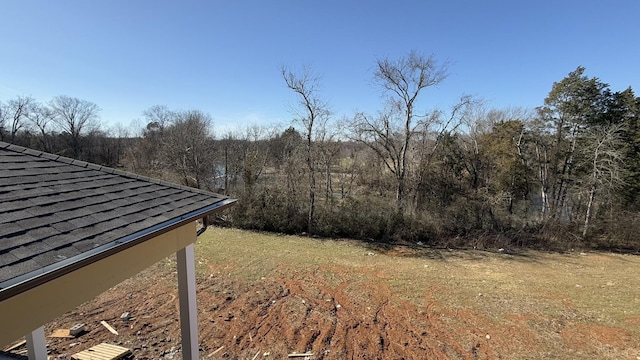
[0,142,233,285]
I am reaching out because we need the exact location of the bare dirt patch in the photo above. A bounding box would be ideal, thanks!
[9,228,639,359]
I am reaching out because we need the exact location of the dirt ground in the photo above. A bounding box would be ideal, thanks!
[4,228,640,359]
[40,265,490,359]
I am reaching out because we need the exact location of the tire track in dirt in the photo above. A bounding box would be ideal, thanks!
[39,247,640,359]
[44,263,492,359]
[197,265,481,359]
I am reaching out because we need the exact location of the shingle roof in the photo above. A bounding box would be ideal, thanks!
[0,142,235,296]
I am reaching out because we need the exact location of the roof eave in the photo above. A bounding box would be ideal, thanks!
[0,198,236,302]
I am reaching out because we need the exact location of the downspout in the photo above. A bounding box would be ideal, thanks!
[196,216,209,237]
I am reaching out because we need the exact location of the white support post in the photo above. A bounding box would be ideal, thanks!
[26,326,47,360]
[177,243,199,360]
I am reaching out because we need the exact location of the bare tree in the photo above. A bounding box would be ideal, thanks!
[352,51,449,214]
[235,124,274,192]
[578,124,626,237]
[104,123,131,167]
[25,102,55,152]
[50,95,101,158]
[3,96,35,142]
[0,101,6,141]
[134,105,176,175]
[143,105,175,131]
[316,122,341,204]
[161,110,216,189]
[282,66,330,234]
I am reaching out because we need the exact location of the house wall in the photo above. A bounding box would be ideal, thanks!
[0,222,196,346]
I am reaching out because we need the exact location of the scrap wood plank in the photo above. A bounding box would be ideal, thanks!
[207,345,224,357]
[50,329,74,338]
[72,343,131,360]
[100,321,119,335]
[3,339,26,351]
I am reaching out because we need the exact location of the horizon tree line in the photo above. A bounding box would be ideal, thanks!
[2,52,639,250]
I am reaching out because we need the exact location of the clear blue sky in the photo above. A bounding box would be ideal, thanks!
[1,0,639,134]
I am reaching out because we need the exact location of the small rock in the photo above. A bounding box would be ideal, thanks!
[485,334,491,340]
[417,241,424,246]
[336,304,342,309]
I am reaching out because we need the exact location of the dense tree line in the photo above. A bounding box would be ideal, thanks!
[3,53,639,252]
[0,95,130,165]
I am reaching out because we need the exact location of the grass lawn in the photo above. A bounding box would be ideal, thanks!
[42,227,640,359]
[195,228,640,359]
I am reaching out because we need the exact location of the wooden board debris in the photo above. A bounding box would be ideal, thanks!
[207,345,224,357]
[3,340,26,352]
[72,343,131,360]
[100,321,119,335]
[50,329,74,338]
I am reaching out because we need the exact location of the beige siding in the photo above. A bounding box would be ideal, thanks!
[0,222,196,346]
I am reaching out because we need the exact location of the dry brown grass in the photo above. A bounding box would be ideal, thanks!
[41,227,640,359]
[197,228,640,359]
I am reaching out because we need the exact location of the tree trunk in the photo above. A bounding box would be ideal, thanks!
[306,127,315,235]
[554,124,579,219]
[583,185,596,237]
[325,160,332,203]
[224,145,229,195]
[307,149,315,234]
[396,174,405,215]
[535,143,550,219]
